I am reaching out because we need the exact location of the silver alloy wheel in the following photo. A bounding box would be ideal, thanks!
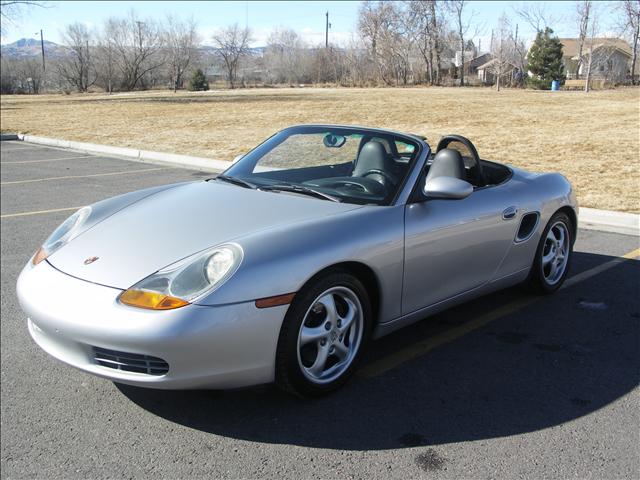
[542,221,570,285]
[296,286,364,384]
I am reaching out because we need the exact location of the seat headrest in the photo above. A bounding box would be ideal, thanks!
[426,148,466,181]
[353,141,389,177]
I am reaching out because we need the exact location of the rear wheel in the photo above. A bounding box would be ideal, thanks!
[275,271,371,397]
[525,211,573,293]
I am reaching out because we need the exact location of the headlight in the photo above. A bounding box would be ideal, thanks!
[118,244,243,310]
[32,206,92,265]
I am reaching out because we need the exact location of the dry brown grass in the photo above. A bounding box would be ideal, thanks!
[1,87,639,212]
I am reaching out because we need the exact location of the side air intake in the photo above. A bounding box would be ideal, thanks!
[515,212,539,243]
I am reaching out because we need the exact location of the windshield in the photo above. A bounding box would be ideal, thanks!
[223,126,421,205]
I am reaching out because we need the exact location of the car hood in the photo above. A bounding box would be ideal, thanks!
[48,180,362,288]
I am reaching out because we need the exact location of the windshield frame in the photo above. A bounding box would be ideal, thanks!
[223,125,425,206]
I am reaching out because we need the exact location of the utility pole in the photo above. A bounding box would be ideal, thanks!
[514,22,520,82]
[38,29,45,72]
[135,20,144,51]
[325,11,330,48]
[86,39,90,92]
[34,29,45,93]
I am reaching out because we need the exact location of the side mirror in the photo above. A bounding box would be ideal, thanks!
[232,154,244,163]
[423,176,473,200]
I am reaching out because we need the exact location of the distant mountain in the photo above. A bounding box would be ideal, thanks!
[1,38,68,59]
[0,38,268,60]
[199,45,266,59]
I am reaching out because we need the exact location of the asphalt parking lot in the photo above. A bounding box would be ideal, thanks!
[1,140,639,479]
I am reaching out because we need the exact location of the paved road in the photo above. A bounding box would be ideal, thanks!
[1,140,639,479]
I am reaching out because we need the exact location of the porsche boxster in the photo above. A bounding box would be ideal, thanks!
[17,125,577,396]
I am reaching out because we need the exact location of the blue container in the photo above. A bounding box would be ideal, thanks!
[551,80,560,91]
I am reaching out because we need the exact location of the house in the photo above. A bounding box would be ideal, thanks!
[559,37,637,84]
[476,56,520,86]
[465,53,493,78]
[437,51,488,85]
[453,47,478,67]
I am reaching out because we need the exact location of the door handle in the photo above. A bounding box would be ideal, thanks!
[502,206,518,220]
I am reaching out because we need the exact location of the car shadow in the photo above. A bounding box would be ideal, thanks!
[117,251,640,451]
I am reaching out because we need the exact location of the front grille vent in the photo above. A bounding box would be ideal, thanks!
[92,347,169,376]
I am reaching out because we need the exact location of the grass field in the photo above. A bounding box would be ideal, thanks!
[1,87,638,212]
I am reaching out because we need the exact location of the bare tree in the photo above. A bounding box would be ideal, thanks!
[448,0,474,86]
[512,2,553,80]
[488,14,516,91]
[358,0,386,84]
[359,1,413,86]
[578,1,600,92]
[0,0,45,31]
[95,24,118,94]
[512,2,556,32]
[342,36,372,86]
[57,22,96,92]
[511,23,528,79]
[575,0,592,80]
[212,24,252,89]
[429,1,444,84]
[163,15,199,92]
[406,0,445,85]
[104,11,164,90]
[264,27,310,85]
[380,5,414,85]
[18,57,43,93]
[0,56,18,93]
[617,0,640,85]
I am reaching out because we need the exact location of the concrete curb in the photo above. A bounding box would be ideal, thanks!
[13,134,640,236]
[579,207,639,237]
[17,134,231,173]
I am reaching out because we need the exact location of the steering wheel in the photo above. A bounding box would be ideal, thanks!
[361,169,396,186]
[436,135,486,187]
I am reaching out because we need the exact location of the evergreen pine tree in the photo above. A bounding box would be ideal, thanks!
[526,28,565,90]
[188,69,209,91]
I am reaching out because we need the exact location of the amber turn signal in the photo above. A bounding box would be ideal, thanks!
[32,246,48,266]
[119,289,189,310]
[255,292,296,309]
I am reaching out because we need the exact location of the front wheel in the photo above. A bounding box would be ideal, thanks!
[525,211,574,293]
[275,271,372,397]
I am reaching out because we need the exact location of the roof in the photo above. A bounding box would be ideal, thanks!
[464,53,493,69]
[477,58,517,71]
[559,38,632,58]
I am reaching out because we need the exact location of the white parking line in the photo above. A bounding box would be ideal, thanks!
[1,155,96,164]
[0,167,172,186]
[1,206,81,219]
[0,145,48,152]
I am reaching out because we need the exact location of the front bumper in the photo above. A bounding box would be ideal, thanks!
[16,260,288,389]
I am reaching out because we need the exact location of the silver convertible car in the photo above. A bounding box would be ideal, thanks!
[17,125,577,396]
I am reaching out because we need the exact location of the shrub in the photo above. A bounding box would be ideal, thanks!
[188,69,209,91]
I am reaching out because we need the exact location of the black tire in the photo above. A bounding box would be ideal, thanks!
[524,211,574,294]
[275,270,372,397]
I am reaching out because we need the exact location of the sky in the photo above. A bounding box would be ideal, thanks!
[0,1,624,49]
